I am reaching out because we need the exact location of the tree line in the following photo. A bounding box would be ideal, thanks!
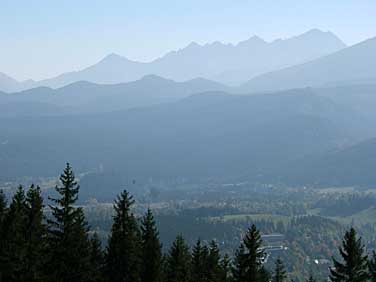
[0,163,376,282]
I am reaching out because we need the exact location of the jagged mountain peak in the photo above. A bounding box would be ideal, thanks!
[1,30,348,91]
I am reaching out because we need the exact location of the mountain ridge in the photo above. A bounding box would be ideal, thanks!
[0,75,230,115]
[241,36,376,92]
[0,29,346,92]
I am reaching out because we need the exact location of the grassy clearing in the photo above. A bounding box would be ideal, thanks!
[316,187,356,194]
[209,213,290,223]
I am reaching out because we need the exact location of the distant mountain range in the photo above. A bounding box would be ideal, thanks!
[0,29,345,92]
[0,72,18,92]
[0,75,229,116]
[241,37,376,92]
[0,72,35,93]
[0,89,347,179]
[3,29,376,191]
[2,84,376,190]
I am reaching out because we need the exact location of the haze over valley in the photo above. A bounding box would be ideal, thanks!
[2,2,376,281]
[1,29,376,191]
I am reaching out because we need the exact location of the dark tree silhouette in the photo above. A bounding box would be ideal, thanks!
[141,208,163,282]
[24,185,46,281]
[369,251,376,282]
[272,258,287,282]
[166,235,191,282]
[106,190,141,282]
[329,227,369,282]
[46,163,92,282]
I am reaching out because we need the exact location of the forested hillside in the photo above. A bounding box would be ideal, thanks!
[1,164,376,282]
[2,2,376,282]
[3,84,376,190]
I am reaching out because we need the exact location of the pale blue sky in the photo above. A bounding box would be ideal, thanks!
[1,0,376,80]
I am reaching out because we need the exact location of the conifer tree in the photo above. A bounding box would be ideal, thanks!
[232,244,247,282]
[89,232,105,282]
[1,186,28,282]
[0,185,47,282]
[166,235,191,282]
[46,163,92,282]
[141,208,162,282]
[220,254,231,282]
[191,239,207,282]
[369,251,376,282]
[24,184,46,281]
[3,186,26,281]
[160,254,169,282]
[106,190,141,282]
[272,258,287,282]
[329,227,369,282]
[243,224,265,282]
[207,240,222,282]
[72,208,92,281]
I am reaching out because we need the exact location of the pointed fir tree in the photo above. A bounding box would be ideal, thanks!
[141,208,162,282]
[369,251,376,282]
[24,184,46,281]
[191,239,207,282]
[202,244,210,280]
[72,208,92,281]
[232,244,247,282]
[329,227,369,282]
[243,224,266,282]
[207,240,222,282]
[272,258,287,282]
[89,232,105,282]
[46,163,92,282]
[106,190,141,282]
[0,186,28,281]
[166,235,191,282]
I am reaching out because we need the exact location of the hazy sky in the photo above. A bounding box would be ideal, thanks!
[1,0,376,81]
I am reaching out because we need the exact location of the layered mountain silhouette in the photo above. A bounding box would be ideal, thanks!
[2,82,376,191]
[0,72,37,93]
[241,37,376,92]
[0,87,370,184]
[3,28,376,190]
[0,75,229,115]
[0,72,19,92]
[0,29,345,92]
[0,72,36,93]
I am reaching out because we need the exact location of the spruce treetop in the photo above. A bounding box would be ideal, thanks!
[330,227,369,282]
